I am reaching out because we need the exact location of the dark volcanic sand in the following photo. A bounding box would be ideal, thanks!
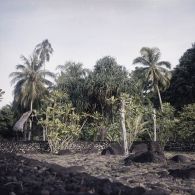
[0,152,195,195]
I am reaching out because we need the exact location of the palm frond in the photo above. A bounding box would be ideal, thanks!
[157,61,171,69]
[56,65,66,71]
[133,57,150,66]
[20,55,30,67]
[39,70,56,78]
[16,64,26,70]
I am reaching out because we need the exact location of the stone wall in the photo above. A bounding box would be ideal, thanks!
[0,140,195,154]
[0,140,110,154]
[0,141,50,153]
[165,141,195,152]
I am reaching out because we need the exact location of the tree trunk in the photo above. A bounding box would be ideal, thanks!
[120,98,129,156]
[156,84,163,111]
[28,99,33,141]
[43,110,48,141]
[153,108,157,141]
[28,119,32,141]
[43,128,46,141]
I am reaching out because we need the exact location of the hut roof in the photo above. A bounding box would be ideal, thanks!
[13,111,32,132]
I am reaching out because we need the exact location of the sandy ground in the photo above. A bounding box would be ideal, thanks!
[19,152,195,195]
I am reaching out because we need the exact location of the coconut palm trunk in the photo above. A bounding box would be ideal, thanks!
[120,98,129,156]
[155,84,163,111]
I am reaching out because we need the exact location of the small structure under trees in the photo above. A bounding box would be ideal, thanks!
[13,111,32,140]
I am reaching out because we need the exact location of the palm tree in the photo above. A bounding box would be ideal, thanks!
[10,54,55,140]
[133,47,171,110]
[34,39,53,75]
[0,89,5,102]
[35,39,53,63]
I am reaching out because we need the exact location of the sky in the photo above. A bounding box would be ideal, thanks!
[0,0,194,107]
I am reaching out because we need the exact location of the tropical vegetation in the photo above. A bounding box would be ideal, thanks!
[0,40,194,154]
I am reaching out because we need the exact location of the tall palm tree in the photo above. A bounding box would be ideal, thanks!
[0,89,5,102]
[10,54,55,140]
[34,39,53,77]
[133,47,171,110]
[35,39,53,64]
[10,54,55,111]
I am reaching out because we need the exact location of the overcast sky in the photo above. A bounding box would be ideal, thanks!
[0,0,194,107]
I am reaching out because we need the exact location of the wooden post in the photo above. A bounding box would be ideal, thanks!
[120,98,129,156]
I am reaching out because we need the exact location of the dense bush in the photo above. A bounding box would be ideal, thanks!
[176,104,195,141]
[0,105,15,138]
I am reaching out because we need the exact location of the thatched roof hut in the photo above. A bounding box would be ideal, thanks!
[13,111,32,132]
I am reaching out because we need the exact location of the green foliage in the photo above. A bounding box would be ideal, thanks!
[35,39,54,63]
[80,112,103,141]
[133,47,171,110]
[10,40,55,112]
[38,91,82,153]
[56,61,90,112]
[106,122,121,142]
[176,104,195,141]
[80,111,121,142]
[165,44,195,108]
[0,89,5,102]
[0,105,15,138]
[156,103,176,147]
[121,94,148,148]
[142,103,176,146]
[87,56,130,117]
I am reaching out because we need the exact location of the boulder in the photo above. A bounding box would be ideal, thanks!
[130,141,164,155]
[125,141,166,165]
[169,155,191,163]
[144,188,170,195]
[57,149,72,155]
[125,151,166,165]
[148,141,164,154]
[169,166,195,179]
[131,143,148,155]
[101,143,123,155]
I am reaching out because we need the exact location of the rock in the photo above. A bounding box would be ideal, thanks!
[124,154,135,165]
[101,143,123,155]
[157,170,169,177]
[10,192,16,195]
[148,142,164,154]
[169,166,195,179]
[125,142,166,165]
[125,151,166,165]
[131,143,148,154]
[19,168,23,173]
[130,186,146,195]
[57,149,72,155]
[37,166,50,174]
[41,189,50,195]
[83,147,99,154]
[169,155,191,163]
[101,146,115,155]
[144,188,170,195]
[133,151,166,163]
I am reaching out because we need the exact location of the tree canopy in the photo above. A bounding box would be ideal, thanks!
[133,47,171,110]
[165,44,195,108]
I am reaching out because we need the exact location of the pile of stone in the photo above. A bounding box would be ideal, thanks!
[124,142,166,165]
